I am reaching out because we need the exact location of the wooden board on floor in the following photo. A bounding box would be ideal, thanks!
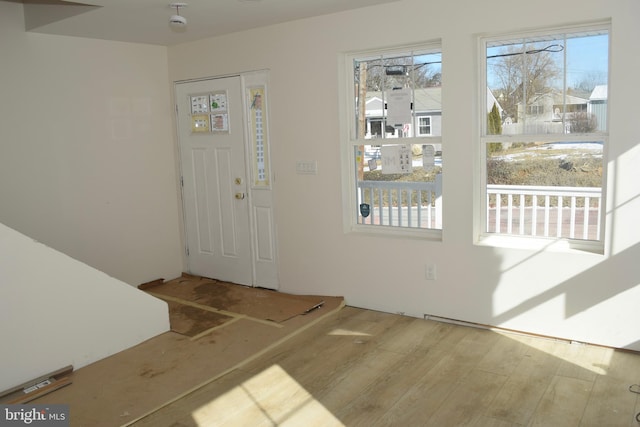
[0,366,73,404]
[165,300,234,337]
[144,274,324,323]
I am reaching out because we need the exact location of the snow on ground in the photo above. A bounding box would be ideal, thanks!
[494,141,603,161]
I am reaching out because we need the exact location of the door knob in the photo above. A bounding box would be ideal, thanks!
[235,193,245,200]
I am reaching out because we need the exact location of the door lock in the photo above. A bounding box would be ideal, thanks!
[235,178,243,185]
[235,193,245,200]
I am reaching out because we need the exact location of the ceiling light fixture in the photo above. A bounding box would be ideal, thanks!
[169,2,188,27]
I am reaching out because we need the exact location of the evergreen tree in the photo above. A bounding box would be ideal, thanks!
[488,102,502,135]
[487,102,503,153]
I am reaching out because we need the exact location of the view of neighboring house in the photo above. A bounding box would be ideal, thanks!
[363,87,501,154]
[364,87,442,139]
[364,87,503,139]
[364,84,608,139]
[589,84,608,132]
[505,91,587,134]
[501,85,607,135]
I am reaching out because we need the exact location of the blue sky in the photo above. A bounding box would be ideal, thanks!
[565,34,609,87]
[486,32,609,91]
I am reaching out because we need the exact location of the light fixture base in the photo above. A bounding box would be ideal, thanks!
[168,2,188,27]
[169,15,187,25]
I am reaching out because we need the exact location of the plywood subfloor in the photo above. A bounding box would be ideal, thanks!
[144,273,325,326]
[164,300,231,337]
[32,278,344,427]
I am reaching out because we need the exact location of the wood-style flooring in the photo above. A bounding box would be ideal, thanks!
[132,306,640,426]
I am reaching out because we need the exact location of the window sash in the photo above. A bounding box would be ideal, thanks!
[345,43,443,238]
[481,23,609,137]
[478,23,609,250]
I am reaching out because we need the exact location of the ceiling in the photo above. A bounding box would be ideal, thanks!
[6,0,400,46]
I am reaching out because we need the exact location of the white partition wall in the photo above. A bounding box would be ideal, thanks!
[0,223,170,392]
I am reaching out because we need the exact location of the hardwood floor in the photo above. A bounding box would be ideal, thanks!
[132,306,640,426]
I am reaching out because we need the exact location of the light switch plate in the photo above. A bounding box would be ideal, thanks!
[296,160,318,175]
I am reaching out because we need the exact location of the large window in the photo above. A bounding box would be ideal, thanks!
[480,23,609,252]
[344,43,443,237]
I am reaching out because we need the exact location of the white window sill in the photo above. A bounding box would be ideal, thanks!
[349,224,442,242]
[475,234,604,255]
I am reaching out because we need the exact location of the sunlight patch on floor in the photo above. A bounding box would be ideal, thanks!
[494,329,614,376]
[191,364,345,426]
[327,328,372,337]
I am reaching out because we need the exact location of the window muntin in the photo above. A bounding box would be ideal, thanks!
[481,24,609,248]
[348,44,443,234]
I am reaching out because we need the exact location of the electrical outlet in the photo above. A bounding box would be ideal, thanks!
[425,264,437,280]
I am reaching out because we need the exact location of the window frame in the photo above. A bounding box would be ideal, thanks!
[418,116,432,136]
[476,22,610,254]
[340,41,443,240]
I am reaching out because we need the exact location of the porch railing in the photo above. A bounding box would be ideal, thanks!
[356,180,602,241]
[357,174,442,229]
[487,185,602,241]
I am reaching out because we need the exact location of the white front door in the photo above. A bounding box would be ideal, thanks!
[176,76,252,285]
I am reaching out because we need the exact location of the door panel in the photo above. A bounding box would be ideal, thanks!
[191,148,213,254]
[176,76,252,285]
[215,147,240,256]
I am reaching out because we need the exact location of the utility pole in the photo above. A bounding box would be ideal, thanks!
[357,62,367,181]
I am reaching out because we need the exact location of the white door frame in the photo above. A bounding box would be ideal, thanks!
[175,70,279,289]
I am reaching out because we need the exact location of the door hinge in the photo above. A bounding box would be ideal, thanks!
[185,247,189,256]
[180,176,184,187]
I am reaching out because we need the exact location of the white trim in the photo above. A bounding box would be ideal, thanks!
[481,21,611,50]
[475,234,604,255]
[340,42,444,239]
[476,22,611,252]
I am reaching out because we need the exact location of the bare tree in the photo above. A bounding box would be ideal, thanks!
[359,58,441,92]
[488,44,562,122]
[574,71,607,94]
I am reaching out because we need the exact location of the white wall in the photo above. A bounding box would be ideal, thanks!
[0,222,170,391]
[0,2,178,391]
[168,0,640,350]
[0,1,184,287]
